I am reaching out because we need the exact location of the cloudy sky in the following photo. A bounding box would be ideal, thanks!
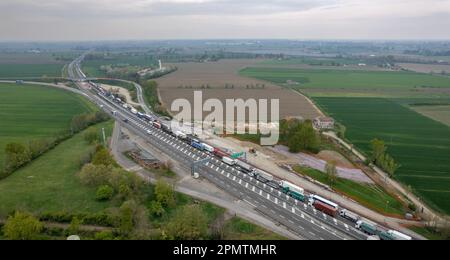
[1,0,450,41]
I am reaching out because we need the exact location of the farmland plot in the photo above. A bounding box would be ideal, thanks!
[313,97,450,214]
[156,60,321,119]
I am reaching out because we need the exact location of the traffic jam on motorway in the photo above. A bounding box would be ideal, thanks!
[89,81,412,241]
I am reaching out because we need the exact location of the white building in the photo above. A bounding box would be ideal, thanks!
[313,116,335,130]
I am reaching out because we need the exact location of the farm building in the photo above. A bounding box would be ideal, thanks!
[313,116,335,130]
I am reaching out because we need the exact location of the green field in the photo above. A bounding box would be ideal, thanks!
[0,64,64,78]
[240,67,450,90]
[0,121,115,217]
[293,166,405,215]
[0,83,96,168]
[313,97,450,214]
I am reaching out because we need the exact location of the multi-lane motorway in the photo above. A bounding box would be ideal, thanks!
[69,56,369,240]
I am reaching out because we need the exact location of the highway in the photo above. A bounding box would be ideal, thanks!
[68,55,369,240]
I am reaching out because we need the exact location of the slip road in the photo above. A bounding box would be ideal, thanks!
[173,244,277,257]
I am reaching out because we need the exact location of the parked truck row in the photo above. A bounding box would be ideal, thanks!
[91,82,414,241]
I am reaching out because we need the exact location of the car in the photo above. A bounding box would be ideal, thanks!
[123,118,129,123]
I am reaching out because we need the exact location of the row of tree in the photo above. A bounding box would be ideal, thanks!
[369,138,401,177]
[0,112,110,180]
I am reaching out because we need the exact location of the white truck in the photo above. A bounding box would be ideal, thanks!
[222,157,236,166]
[280,181,304,195]
[235,160,253,173]
[175,131,187,140]
[202,143,215,153]
[339,209,360,223]
[387,230,412,240]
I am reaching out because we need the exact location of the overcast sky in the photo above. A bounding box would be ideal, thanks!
[1,0,450,41]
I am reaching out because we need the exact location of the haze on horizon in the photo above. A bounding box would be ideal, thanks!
[1,0,450,42]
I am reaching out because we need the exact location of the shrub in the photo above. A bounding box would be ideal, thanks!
[96,185,114,201]
[84,128,100,144]
[3,212,43,240]
[95,230,115,240]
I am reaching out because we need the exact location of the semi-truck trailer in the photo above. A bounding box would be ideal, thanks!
[339,209,360,223]
[222,157,236,166]
[213,148,228,159]
[313,200,338,217]
[175,131,187,139]
[235,160,253,173]
[253,169,274,183]
[191,141,204,151]
[387,230,412,240]
[309,195,339,210]
[356,220,378,236]
[202,143,215,153]
[161,123,172,134]
[280,181,305,201]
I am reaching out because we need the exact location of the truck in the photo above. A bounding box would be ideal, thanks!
[280,181,305,201]
[213,148,228,159]
[235,160,253,173]
[339,209,360,223]
[185,135,197,144]
[202,143,215,153]
[175,131,187,140]
[309,195,339,210]
[191,141,204,151]
[387,230,412,240]
[313,200,338,217]
[253,169,274,183]
[356,220,378,236]
[153,121,162,129]
[222,157,236,166]
[379,231,395,241]
[161,123,172,134]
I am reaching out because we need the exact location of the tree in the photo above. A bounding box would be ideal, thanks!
[369,138,400,176]
[336,123,346,139]
[370,138,387,163]
[149,201,165,217]
[165,205,208,240]
[119,200,138,236]
[154,179,176,208]
[325,161,338,186]
[95,230,115,240]
[288,120,319,153]
[78,163,112,187]
[3,212,43,240]
[67,217,82,236]
[4,143,31,173]
[28,139,52,159]
[91,147,116,167]
[96,185,114,201]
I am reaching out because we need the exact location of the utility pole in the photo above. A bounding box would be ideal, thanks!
[102,127,106,146]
